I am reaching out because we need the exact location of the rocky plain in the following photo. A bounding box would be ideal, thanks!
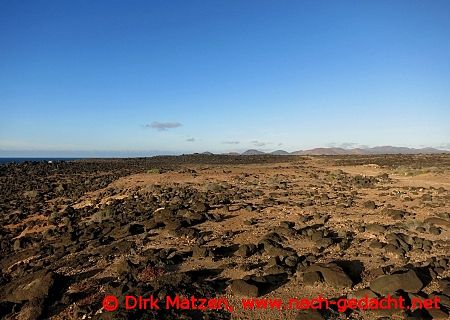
[0,154,449,320]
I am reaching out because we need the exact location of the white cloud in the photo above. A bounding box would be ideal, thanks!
[145,121,182,131]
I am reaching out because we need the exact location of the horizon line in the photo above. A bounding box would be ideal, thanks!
[1,144,449,158]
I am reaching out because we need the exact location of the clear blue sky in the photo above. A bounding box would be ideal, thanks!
[1,0,449,156]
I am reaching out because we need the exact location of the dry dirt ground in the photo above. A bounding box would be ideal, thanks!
[0,155,449,319]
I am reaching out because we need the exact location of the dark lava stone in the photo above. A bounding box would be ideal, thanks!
[303,271,321,285]
[230,279,260,297]
[363,200,376,209]
[190,201,209,213]
[236,244,257,258]
[128,223,145,235]
[429,226,441,235]
[280,221,295,228]
[192,246,210,258]
[284,255,299,267]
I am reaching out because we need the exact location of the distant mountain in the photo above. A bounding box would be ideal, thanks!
[291,148,351,155]
[221,152,240,155]
[202,151,214,155]
[270,150,290,155]
[291,146,447,155]
[364,146,444,154]
[230,146,447,156]
[241,149,265,155]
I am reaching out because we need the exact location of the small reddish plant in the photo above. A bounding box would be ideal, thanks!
[137,265,165,282]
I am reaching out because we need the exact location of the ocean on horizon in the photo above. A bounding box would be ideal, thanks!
[0,158,81,164]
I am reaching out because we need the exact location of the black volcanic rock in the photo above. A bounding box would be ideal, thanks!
[0,154,448,320]
[370,270,423,294]
[230,279,260,297]
[306,263,353,288]
[128,223,145,235]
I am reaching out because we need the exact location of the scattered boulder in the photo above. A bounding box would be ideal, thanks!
[424,217,450,229]
[1,154,448,320]
[306,263,353,288]
[303,271,321,286]
[296,309,326,319]
[190,201,209,213]
[153,208,174,224]
[128,223,145,235]
[370,270,423,295]
[347,288,378,299]
[230,279,260,297]
[366,224,387,233]
[236,244,257,258]
[363,200,376,209]
[0,269,63,320]
[284,255,299,268]
[192,246,210,258]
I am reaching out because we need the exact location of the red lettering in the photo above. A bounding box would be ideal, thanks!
[126,296,137,310]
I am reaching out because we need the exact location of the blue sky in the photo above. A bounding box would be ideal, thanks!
[1,0,449,156]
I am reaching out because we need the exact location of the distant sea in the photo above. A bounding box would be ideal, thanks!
[0,158,81,164]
